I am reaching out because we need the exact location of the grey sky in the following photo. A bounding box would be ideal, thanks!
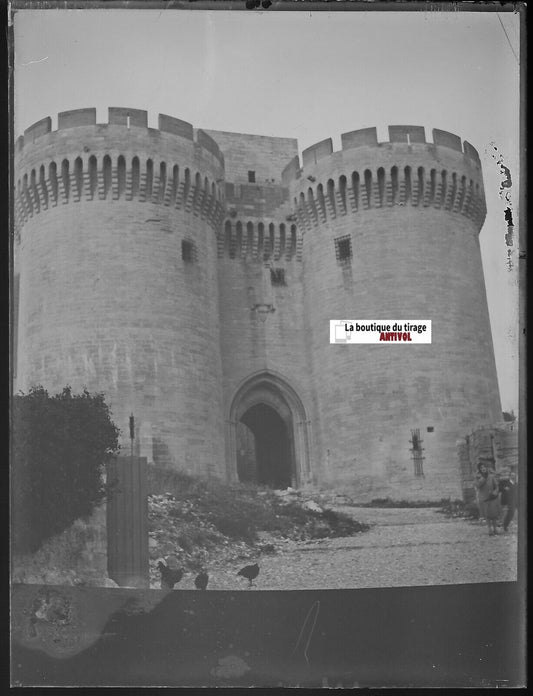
[13,7,521,411]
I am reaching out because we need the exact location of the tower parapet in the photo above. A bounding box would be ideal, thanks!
[282,125,486,233]
[14,108,226,238]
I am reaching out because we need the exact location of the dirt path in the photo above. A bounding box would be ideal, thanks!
[184,507,518,591]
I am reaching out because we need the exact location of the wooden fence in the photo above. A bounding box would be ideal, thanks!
[106,455,149,588]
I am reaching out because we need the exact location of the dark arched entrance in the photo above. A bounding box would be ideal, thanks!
[227,371,312,488]
[237,403,293,488]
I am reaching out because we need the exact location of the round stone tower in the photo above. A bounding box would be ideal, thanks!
[286,125,502,498]
[14,107,226,475]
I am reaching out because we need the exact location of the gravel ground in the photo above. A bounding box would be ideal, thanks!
[174,507,518,591]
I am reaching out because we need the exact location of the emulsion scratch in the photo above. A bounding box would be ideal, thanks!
[489,142,515,271]
[291,600,320,664]
[21,56,48,66]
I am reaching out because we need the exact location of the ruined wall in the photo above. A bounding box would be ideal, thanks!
[11,504,114,587]
[457,422,519,501]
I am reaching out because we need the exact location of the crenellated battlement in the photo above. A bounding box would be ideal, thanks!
[17,107,224,165]
[281,125,481,185]
[217,218,302,262]
[14,115,487,241]
[282,125,486,232]
[291,162,487,232]
[14,108,228,236]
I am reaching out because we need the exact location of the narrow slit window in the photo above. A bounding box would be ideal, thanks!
[391,166,399,203]
[290,225,297,257]
[377,167,385,205]
[50,162,58,201]
[417,167,425,202]
[39,165,48,207]
[117,156,126,198]
[364,169,372,205]
[410,428,425,477]
[257,222,264,257]
[236,221,244,257]
[88,157,97,197]
[62,159,70,199]
[404,166,412,203]
[74,158,84,199]
[30,170,39,213]
[279,223,286,256]
[103,155,112,196]
[159,162,167,202]
[339,175,347,212]
[430,169,436,204]
[327,178,336,216]
[351,171,360,209]
[145,159,153,199]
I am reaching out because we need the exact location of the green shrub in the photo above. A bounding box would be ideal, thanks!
[11,385,120,553]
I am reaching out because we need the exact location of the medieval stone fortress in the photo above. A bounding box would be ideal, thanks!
[13,107,503,500]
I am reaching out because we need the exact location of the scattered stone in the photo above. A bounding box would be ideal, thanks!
[302,500,323,513]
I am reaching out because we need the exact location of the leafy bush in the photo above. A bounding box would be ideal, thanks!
[11,385,120,553]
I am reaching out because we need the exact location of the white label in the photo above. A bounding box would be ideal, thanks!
[329,320,432,344]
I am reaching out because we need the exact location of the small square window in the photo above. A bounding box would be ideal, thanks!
[248,170,256,183]
[334,235,352,265]
[270,268,286,286]
[427,426,434,433]
[182,240,196,263]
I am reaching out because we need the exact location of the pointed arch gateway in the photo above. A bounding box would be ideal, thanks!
[227,371,312,489]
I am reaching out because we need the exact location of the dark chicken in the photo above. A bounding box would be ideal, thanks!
[157,560,183,590]
[237,562,260,587]
[194,571,209,590]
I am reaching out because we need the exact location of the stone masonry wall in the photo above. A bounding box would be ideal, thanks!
[14,113,503,500]
[288,131,501,499]
[14,110,226,476]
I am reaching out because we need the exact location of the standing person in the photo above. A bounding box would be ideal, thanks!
[498,468,517,532]
[476,485,487,524]
[475,462,500,536]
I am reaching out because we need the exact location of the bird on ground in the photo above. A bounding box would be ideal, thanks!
[237,562,260,587]
[157,560,183,590]
[194,571,209,590]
